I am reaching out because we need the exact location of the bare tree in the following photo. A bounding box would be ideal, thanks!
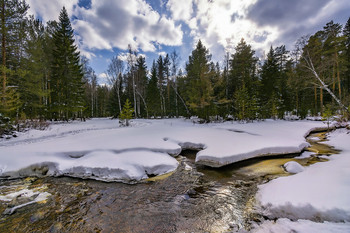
[297,36,349,113]
[170,50,180,117]
[127,45,138,118]
[107,56,124,114]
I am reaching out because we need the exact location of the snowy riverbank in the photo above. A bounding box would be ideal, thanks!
[0,118,331,182]
[253,128,350,232]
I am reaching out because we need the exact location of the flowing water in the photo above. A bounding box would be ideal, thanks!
[0,131,339,233]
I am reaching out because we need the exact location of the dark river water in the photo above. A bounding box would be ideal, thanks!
[0,131,338,233]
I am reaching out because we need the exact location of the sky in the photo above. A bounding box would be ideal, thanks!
[26,0,350,85]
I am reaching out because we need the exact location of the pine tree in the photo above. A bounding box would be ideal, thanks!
[135,56,148,117]
[229,39,259,118]
[21,17,50,119]
[0,0,29,117]
[146,60,161,117]
[157,55,166,116]
[229,39,258,98]
[322,21,343,101]
[119,99,133,126]
[260,46,280,118]
[343,17,350,98]
[185,40,213,120]
[234,85,257,121]
[50,7,84,120]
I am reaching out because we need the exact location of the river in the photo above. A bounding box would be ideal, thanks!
[0,131,338,232]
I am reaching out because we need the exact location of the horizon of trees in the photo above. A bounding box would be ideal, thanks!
[1,0,350,124]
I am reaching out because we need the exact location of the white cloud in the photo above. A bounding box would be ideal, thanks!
[169,0,280,61]
[27,0,183,60]
[72,0,183,52]
[167,0,193,22]
[27,0,78,23]
[158,51,167,57]
[97,72,109,86]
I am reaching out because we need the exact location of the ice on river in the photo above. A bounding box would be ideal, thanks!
[0,118,330,182]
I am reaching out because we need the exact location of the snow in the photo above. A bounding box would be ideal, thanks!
[0,185,51,215]
[0,118,329,182]
[295,151,314,159]
[250,218,350,233]
[283,161,305,173]
[255,128,350,231]
[3,191,51,215]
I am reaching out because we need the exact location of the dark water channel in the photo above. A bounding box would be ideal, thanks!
[0,132,339,233]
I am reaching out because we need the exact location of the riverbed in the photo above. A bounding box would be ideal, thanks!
[0,131,338,232]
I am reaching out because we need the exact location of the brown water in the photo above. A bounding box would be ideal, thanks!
[0,131,338,233]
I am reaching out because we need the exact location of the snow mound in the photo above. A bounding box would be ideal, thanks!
[1,150,179,183]
[283,161,304,173]
[257,129,350,223]
[0,118,329,181]
[251,218,350,233]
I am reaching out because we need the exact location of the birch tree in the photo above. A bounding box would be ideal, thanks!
[107,56,124,115]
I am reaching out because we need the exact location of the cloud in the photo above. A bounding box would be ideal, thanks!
[176,0,277,61]
[27,0,78,23]
[247,0,330,26]
[247,0,350,52]
[167,0,193,22]
[27,0,183,60]
[72,0,183,53]
[97,72,110,86]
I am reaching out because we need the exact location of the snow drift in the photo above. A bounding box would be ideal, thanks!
[0,118,330,182]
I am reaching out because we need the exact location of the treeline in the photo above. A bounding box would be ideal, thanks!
[1,0,350,123]
[1,2,83,122]
[95,19,350,121]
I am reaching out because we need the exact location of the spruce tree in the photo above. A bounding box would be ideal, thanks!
[119,99,133,126]
[146,60,161,117]
[50,7,84,120]
[260,46,280,118]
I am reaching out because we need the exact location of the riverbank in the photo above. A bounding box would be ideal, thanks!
[253,128,350,232]
[0,122,348,232]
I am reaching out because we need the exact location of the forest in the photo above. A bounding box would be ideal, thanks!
[1,0,350,129]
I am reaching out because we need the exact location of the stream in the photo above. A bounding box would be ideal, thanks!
[0,131,339,233]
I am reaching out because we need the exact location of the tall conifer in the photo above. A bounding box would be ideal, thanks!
[51,7,84,120]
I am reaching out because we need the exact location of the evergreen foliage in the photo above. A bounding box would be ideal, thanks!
[146,60,161,117]
[234,85,258,121]
[119,99,133,126]
[50,7,84,120]
[185,40,213,120]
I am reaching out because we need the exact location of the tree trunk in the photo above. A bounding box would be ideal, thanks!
[303,52,348,113]
[1,0,6,101]
[132,73,137,118]
[175,77,178,117]
[314,85,317,113]
[117,75,121,114]
[335,52,341,100]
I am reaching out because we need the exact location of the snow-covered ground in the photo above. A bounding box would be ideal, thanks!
[254,128,350,232]
[0,118,329,182]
